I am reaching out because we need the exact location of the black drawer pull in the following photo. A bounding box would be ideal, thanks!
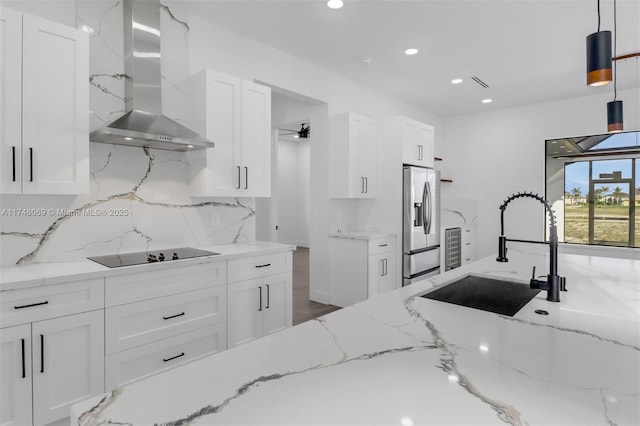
[162,352,185,362]
[465,243,471,246]
[21,338,25,378]
[12,146,16,182]
[258,286,263,311]
[29,148,33,182]
[162,312,185,320]
[255,263,271,268]
[378,243,388,247]
[14,300,49,310]
[265,284,270,309]
[40,334,44,373]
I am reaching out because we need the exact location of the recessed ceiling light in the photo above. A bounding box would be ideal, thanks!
[124,137,133,141]
[187,145,194,148]
[327,0,343,9]
[451,78,463,84]
[404,48,419,56]
[482,98,493,104]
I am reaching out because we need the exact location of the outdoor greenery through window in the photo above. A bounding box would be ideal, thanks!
[546,130,639,249]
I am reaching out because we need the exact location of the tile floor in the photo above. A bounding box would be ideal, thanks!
[292,247,341,325]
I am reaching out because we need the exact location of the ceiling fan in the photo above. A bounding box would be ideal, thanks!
[280,123,310,139]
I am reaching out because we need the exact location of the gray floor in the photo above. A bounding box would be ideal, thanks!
[292,247,341,325]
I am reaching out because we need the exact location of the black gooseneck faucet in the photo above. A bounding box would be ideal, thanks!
[496,192,567,302]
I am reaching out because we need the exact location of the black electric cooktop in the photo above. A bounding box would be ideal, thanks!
[87,247,219,268]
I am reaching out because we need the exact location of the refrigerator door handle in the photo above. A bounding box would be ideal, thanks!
[422,182,428,234]
[426,181,432,234]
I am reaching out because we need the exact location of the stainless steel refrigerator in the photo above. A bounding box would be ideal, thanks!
[403,165,440,285]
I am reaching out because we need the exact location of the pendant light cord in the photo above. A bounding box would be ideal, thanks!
[613,0,617,101]
[597,0,601,31]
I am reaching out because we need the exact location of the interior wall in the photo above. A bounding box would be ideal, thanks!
[441,87,640,260]
[276,138,310,247]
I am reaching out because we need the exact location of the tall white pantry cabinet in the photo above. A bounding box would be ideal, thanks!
[0,7,89,195]
[189,69,272,197]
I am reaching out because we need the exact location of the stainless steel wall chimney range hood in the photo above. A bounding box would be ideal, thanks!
[90,0,213,151]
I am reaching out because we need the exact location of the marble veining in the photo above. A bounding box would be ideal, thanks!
[0,2,257,267]
[71,249,639,425]
[404,296,525,425]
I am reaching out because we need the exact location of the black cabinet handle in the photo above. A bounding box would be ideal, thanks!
[365,177,368,193]
[162,312,185,320]
[14,300,49,310]
[29,148,33,182]
[255,263,271,268]
[21,338,25,378]
[236,166,241,189]
[244,167,248,189]
[265,284,270,309]
[162,352,185,362]
[378,243,388,247]
[12,146,16,181]
[258,286,262,311]
[40,334,44,373]
[361,177,365,193]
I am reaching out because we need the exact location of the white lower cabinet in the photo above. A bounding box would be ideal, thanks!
[329,234,397,307]
[104,262,228,389]
[105,323,226,390]
[227,252,293,348]
[0,310,104,426]
[1,324,32,426]
[32,311,104,426]
[227,272,292,348]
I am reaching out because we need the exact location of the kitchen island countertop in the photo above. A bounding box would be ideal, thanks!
[72,246,640,425]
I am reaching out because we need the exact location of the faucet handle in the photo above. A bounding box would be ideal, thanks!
[531,266,536,279]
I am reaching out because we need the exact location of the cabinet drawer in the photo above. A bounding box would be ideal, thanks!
[369,236,396,255]
[105,286,227,354]
[1,279,104,328]
[105,261,226,307]
[227,251,291,283]
[105,323,226,390]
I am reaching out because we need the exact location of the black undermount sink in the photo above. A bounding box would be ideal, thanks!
[421,275,541,316]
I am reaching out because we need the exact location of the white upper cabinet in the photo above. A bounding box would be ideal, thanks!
[330,112,377,198]
[189,69,271,197]
[0,8,89,194]
[389,116,434,168]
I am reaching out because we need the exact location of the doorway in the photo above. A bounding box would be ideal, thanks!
[254,90,340,325]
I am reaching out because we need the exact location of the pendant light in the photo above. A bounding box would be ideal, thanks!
[586,0,612,86]
[607,0,623,132]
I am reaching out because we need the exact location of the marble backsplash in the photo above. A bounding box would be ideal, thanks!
[0,1,255,267]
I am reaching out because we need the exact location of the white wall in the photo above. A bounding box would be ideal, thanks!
[276,138,310,247]
[441,87,640,260]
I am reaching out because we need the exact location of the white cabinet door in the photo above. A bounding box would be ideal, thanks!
[261,273,292,336]
[367,253,395,298]
[0,7,22,194]
[330,113,377,199]
[191,71,242,196]
[416,123,434,168]
[401,118,434,168]
[190,70,271,197]
[241,80,271,197]
[0,324,32,426]
[378,254,396,294]
[227,279,262,348]
[32,310,104,426]
[21,14,88,195]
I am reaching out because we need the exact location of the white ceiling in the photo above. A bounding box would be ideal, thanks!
[180,0,640,118]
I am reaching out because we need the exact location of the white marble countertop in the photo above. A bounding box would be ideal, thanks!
[330,231,396,240]
[72,247,640,425]
[0,241,295,292]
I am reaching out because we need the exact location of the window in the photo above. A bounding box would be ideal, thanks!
[546,131,639,249]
